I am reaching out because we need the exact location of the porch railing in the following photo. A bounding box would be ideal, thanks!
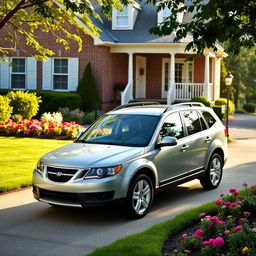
[121,81,133,105]
[175,83,205,101]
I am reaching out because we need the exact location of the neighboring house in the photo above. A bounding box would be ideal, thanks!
[0,1,225,111]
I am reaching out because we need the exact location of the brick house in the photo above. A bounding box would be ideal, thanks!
[0,1,225,111]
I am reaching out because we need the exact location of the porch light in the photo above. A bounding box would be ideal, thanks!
[225,72,233,138]
[225,72,233,86]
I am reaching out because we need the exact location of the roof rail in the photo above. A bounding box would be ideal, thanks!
[113,101,161,111]
[164,102,205,113]
[174,102,205,107]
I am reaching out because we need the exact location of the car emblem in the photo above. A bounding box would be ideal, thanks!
[56,171,63,177]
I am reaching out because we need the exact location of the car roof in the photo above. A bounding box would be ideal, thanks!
[108,103,210,116]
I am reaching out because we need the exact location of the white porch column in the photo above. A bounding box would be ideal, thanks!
[204,53,210,99]
[128,52,133,84]
[168,53,175,105]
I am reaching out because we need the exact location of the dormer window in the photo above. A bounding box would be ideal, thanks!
[116,6,129,27]
[112,2,142,30]
[162,7,171,21]
[157,3,184,24]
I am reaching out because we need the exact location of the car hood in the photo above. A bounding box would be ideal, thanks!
[41,142,145,168]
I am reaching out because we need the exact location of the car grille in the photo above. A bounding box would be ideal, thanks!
[47,166,79,182]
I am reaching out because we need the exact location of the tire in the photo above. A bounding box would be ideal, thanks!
[126,174,154,219]
[200,153,223,190]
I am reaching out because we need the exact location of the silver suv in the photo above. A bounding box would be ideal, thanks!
[33,102,228,218]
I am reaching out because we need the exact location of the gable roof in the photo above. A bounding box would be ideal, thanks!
[92,2,194,44]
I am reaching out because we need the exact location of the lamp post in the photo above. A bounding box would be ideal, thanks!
[225,72,233,138]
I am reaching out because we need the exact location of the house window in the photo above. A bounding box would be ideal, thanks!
[162,7,170,20]
[116,6,128,27]
[53,59,68,90]
[164,62,169,91]
[11,58,26,89]
[175,63,185,83]
[175,61,194,83]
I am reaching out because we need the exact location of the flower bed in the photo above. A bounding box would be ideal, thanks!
[0,119,83,139]
[165,184,256,256]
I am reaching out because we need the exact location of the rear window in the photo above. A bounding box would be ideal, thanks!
[202,111,216,128]
[182,110,202,135]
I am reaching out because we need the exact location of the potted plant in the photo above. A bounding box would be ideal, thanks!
[113,82,126,99]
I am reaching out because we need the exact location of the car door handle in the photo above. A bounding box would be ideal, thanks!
[181,144,189,152]
[205,136,212,143]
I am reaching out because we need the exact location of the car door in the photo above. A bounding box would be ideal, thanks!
[181,110,209,171]
[156,112,191,184]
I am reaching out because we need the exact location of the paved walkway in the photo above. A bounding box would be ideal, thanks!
[0,114,255,256]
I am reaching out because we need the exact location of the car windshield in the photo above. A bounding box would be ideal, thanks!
[77,114,161,147]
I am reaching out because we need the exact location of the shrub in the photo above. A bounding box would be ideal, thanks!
[235,108,246,114]
[212,105,224,120]
[11,114,23,122]
[40,112,63,125]
[191,96,211,107]
[58,107,85,124]
[215,98,235,116]
[243,103,256,113]
[0,95,13,122]
[7,91,41,120]
[83,111,102,124]
[34,90,83,116]
[77,62,101,112]
[0,89,84,117]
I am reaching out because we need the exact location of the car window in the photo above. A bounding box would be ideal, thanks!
[198,111,208,130]
[202,111,216,128]
[182,110,202,135]
[160,112,184,140]
[78,114,160,147]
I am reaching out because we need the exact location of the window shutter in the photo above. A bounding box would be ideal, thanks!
[26,57,37,90]
[0,59,10,89]
[42,58,52,90]
[68,58,79,91]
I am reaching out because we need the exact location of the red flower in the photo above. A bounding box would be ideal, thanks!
[215,200,222,205]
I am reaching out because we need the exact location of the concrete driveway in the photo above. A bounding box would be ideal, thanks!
[0,114,255,256]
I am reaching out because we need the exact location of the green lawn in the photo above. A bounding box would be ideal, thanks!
[0,137,71,192]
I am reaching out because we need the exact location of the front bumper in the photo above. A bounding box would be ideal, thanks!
[33,186,125,207]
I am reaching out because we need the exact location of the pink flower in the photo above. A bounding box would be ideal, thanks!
[194,229,204,237]
[215,200,223,205]
[23,129,31,135]
[243,211,251,217]
[231,203,237,207]
[220,193,224,197]
[242,182,248,187]
[199,212,206,218]
[213,237,225,248]
[229,188,237,193]
[233,191,239,196]
[224,202,232,207]
[239,218,244,223]
[233,225,243,232]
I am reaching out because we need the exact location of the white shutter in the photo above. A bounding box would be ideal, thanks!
[0,59,10,89]
[26,57,37,90]
[68,58,79,91]
[42,58,52,90]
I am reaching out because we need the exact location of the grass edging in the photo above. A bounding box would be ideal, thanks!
[86,202,218,256]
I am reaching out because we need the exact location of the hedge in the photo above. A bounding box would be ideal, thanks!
[0,89,83,117]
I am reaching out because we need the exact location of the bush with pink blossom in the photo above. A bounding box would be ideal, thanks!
[0,119,83,139]
[170,184,256,255]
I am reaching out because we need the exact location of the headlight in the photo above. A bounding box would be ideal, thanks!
[85,165,122,179]
[35,160,46,175]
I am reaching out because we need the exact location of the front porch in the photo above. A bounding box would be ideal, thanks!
[109,46,222,105]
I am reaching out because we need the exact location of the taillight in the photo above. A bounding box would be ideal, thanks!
[224,128,228,137]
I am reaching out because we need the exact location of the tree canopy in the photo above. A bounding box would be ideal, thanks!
[148,0,256,55]
[0,0,127,60]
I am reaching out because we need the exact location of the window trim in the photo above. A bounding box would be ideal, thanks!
[52,58,69,91]
[10,57,26,90]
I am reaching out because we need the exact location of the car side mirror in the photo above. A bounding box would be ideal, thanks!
[156,136,178,148]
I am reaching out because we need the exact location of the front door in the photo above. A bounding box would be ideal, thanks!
[135,56,146,98]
